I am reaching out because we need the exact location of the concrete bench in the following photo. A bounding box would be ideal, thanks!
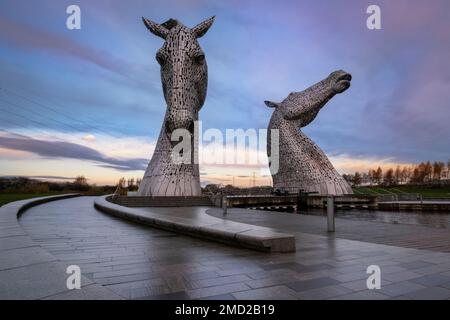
[94,196,295,253]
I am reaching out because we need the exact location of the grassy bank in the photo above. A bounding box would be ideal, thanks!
[0,189,112,207]
[0,192,68,206]
[353,186,450,198]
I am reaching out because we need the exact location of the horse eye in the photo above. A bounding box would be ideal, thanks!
[156,53,166,66]
[195,54,205,65]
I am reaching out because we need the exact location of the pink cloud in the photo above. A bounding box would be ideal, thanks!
[0,16,132,75]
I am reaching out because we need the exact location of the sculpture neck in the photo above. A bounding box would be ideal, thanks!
[153,111,199,167]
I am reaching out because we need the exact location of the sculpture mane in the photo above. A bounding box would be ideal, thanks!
[137,16,214,196]
[265,70,353,195]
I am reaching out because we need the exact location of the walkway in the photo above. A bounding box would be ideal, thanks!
[12,196,450,299]
[206,208,450,252]
[94,196,295,252]
[0,194,121,299]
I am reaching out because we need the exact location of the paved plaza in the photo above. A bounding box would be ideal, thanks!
[0,196,449,299]
[207,208,450,252]
[94,196,295,252]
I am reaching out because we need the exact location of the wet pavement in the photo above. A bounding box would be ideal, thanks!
[305,208,450,229]
[13,196,450,299]
[208,208,450,252]
[94,196,295,252]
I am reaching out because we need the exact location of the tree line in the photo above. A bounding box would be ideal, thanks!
[342,160,450,187]
[0,175,127,195]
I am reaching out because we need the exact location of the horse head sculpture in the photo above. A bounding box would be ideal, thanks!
[265,70,354,195]
[138,17,214,196]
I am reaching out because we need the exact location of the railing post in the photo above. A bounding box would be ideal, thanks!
[297,190,308,212]
[327,196,335,232]
[223,195,228,215]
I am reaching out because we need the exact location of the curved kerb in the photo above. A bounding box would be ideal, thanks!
[94,195,295,253]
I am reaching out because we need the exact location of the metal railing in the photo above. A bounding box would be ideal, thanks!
[377,193,422,202]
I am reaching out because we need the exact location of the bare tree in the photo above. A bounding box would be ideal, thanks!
[362,172,369,185]
[424,161,433,182]
[353,172,362,186]
[368,169,374,186]
[74,175,87,186]
[113,177,127,196]
[383,168,394,186]
[401,166,411,184]
[432,162,445,181]
[411,166,421,183]
[354,159,450,187]
[72,175,89,191]
[343,174,353,184]
[373,167,383,185]
[394,165,401,185]
[444,159,450,179]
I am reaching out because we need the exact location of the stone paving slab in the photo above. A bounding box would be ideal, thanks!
[43,283,122,300]
[232,285,298,300]
[0,261,93,300]
[403,286,450,300]
[378,281,426,297]
[0,246,56,271]
[0,235,35,251]
[6,196,450,300]
[94,196,295,253]
[206,207,450,252]
[296,284,353,300]
[0,194,122,300]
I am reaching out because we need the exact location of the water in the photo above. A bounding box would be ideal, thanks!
[303,208,450,229]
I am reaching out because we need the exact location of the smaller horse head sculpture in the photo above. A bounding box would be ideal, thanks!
[142,16,214,139]
[264,70,351,129]
[264,70,353,195]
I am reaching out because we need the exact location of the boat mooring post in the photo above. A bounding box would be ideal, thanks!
[327,196,335,232]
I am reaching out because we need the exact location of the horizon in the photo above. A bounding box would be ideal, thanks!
[2,158,448,188]
[1,0,450,186]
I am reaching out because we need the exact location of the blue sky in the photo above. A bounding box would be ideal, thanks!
[0,0,449,185]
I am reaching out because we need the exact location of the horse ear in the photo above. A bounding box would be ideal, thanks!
[192,16,215,38]
[142,17,168,39]
[264,100,279,108]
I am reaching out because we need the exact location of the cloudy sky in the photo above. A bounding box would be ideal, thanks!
[0,0,449,186]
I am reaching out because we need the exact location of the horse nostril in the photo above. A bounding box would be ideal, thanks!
[335,72,352,82]
[340,73,352,81]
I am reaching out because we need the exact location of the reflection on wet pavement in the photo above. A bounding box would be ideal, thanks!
[303,209,450,229]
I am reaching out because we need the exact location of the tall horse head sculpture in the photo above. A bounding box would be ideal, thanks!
[137,17,214,196]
